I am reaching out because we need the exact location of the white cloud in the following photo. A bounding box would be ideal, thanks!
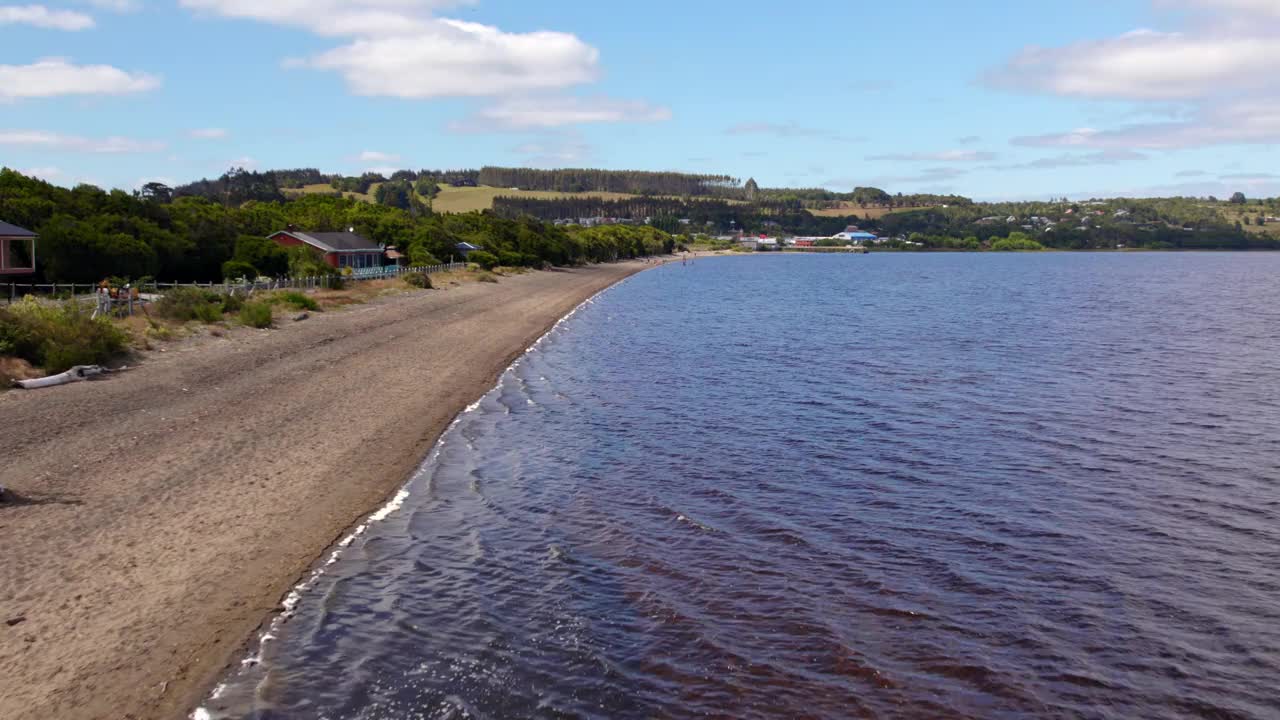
[867,149,997,162]
[987,29,1280,101]
[512,135,593,166]
[999,150,1147,170]
[188,127,228,139]
[0,58,159,100]
[301,21,598,98]
[453,95,670,131]
[1012,98,1280,149]
[0,5,95,30]
[726,122,858,142]
[830,167,968,189]
[1156,0,1280,19]
[84,0,141,10]
[183,1,600,98]
[228,155,257,169]
[0,130,165,153]
[358,150,400,163]
[988,1,1280,152]
[21,166,62,180]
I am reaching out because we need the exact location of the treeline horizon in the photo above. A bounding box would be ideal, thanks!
[0,169,675,285]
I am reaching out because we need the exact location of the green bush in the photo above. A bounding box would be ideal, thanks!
[467,250,499,270]
[404,272,433,289]
[408,247,441,266]
[157,287,228,322]
[239,301,273,328]
[991,235,1046,251]
[476,271,499,283]
[497,250,526,268]
[276,291,319,312]
[221,260,259,281]
[220,293,244,314]
[0,299,129,373]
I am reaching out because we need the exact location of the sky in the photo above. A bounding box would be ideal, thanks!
[2,0,1279,200]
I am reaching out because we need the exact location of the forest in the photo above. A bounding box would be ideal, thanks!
[492,196,858,236]
[875,198,1278,250]
[476,167,741,196]
[0,169,674,284]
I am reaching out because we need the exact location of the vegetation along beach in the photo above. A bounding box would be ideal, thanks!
[5,1,1280,718]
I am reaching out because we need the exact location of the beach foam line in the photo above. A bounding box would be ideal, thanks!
[190,269,640,720]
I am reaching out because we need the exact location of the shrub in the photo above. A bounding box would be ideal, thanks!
[157,287,227,323]
[221,260,259,281]
[404,272,433,289]
[239,301,273,328]
[276,291,319,312]
[467,250,499,270]
[476,271,499,284]
[497,250,525,268]
[0,299,129,373]
[408,247,441,266]
[220,293,244,314]
[991,236,1046,252]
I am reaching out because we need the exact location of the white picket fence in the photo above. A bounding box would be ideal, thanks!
[3,262,467,304]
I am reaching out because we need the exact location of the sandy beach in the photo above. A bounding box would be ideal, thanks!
[0,260,658,720]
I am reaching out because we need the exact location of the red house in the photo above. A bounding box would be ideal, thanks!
[268,227,385,269]
[794,239,817,248]
[0,221,37,276]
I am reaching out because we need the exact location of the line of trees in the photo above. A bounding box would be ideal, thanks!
[491,195,861,236]
[0,169,674,284]
[477,167,741,196]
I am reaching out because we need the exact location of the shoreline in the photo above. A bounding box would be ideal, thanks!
[0,259,667,720]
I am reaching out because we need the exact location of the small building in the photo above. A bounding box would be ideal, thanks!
[0,221,37,276]
[454,242,483,258]
[833,230,878,244]
[269,227,385,269]
[794,239,817,248]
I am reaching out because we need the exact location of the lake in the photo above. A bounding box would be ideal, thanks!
[202,253,1280,719]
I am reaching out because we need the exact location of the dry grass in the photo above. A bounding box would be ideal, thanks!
[284,183,381,203]
[431,185,638,213]
[807,204,935,219]
[1,356,40,386]
[1212,204,1280,236]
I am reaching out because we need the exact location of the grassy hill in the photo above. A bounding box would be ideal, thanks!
[808,204,935,219]
[283,181,908,220]
[431,185,638,213]
[1213,203,1280,236]
[285,182,640,214]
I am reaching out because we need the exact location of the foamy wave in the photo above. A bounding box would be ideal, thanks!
[192,270,636,719]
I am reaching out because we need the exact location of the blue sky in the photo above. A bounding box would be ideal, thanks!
[3,0,1279,200]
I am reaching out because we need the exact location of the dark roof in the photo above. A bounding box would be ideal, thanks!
[455,242,482,251]
[274,229,380,253]
[0,221,36,237]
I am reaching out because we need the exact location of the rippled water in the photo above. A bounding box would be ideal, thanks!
[205,253,1280,719]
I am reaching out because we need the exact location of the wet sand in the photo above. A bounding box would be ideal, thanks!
[0,261,656,720]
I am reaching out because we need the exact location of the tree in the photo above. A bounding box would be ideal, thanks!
[138,182,173,204]
[744,177,760,201]
[1230,192,1247,204]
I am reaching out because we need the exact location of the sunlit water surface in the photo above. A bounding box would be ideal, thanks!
[204,253,1280,719]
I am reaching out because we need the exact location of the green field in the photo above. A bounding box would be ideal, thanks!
[284,182,911,219]
[285,183,639,214]
[430,185,638,213]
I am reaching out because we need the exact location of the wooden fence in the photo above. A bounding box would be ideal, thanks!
[3,262,467,304]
